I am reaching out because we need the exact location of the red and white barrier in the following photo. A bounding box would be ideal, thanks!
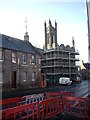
[22,93,44,104]
[1,92,90,119]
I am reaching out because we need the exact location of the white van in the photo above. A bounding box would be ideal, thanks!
[59,77,72,85]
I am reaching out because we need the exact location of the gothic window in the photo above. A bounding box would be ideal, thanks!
[47,33,49,44]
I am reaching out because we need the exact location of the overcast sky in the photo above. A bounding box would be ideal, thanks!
[0,0,88,62]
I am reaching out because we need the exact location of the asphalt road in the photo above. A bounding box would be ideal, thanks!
[1,80,90,99]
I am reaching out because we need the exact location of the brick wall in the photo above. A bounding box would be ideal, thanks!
[1,49,41,90]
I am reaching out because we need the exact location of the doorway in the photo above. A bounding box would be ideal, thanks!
[11,71,16,88]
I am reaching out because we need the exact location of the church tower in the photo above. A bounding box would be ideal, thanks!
[44,19,57,50]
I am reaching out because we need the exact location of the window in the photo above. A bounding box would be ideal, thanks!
[0,50,4,61]
[39,58,41,64]
[32,72,36,81]
[12,52,16,63]
[0,72,4,83]
[23,54,27,64]
[31,55,36,65]
[22,72,27,82]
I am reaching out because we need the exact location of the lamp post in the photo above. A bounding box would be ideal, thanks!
[69,52,71,79]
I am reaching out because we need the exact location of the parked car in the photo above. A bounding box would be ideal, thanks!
[74,77,81,83]
[59,77,72,85]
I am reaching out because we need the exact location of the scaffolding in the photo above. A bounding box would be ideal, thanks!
[41,46,79,84]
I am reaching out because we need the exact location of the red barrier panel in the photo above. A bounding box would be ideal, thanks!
[0,97,21,110]
[1,97,62,120]
[2,102,39,120]
[44,92,74,99]
[37,97,61,119]
[62,96,90,119]
[1,92,90,119]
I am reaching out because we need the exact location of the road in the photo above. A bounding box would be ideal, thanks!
[45,80,90,97]
[2,80,90,99]
[74,80,90,97]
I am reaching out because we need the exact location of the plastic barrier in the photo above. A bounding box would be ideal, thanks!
[37,97,61,119]
[44,92,74,99]
[1,92,90,119]
[62,96,90,119]
[0,97,21,110]
[2,102,39,120]
[1,97,61,120]
[22,93,44,104]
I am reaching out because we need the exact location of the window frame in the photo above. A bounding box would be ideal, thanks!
[22,72,27,82]
[12,52,16,63]
[31,55,36,65]
[0,50,4,62]
[23,54,27,64]
[32,72,36,81]
[0,71,4,83]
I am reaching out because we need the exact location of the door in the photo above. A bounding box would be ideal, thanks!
[11,71,16,88]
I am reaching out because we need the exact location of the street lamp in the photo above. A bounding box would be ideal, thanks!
[69,52,71,79]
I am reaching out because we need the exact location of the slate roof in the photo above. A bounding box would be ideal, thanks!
[0,34,41,55]
[84,63,90,69]
[34,47,43,54]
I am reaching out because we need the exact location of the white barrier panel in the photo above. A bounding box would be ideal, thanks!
[22,93,44,104]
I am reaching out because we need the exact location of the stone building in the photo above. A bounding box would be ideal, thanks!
[41,20,79,85]
[0,33,41,90]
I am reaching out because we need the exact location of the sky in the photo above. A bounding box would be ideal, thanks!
[0,0,89,63]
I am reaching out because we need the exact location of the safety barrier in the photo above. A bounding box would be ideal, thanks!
[22,93,44,104]
[37,97,61,119]
[62,96,90,119]
[1,97,61,120]
[1,92,90,119]
[2,102,39,120]
[0,93,44,110]
[0,97,21,110]
[45,91,74,99]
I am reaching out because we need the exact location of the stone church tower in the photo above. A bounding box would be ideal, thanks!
[44,19,57,50]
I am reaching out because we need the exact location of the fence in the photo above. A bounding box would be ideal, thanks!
[62,96,90,119]
[1,97,61,120]
[0,97,21,110]
[0,92,90,119]
[45,92,74,99]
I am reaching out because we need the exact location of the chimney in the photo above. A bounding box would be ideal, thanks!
[24,17,29,41]
[24,32,29,41]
